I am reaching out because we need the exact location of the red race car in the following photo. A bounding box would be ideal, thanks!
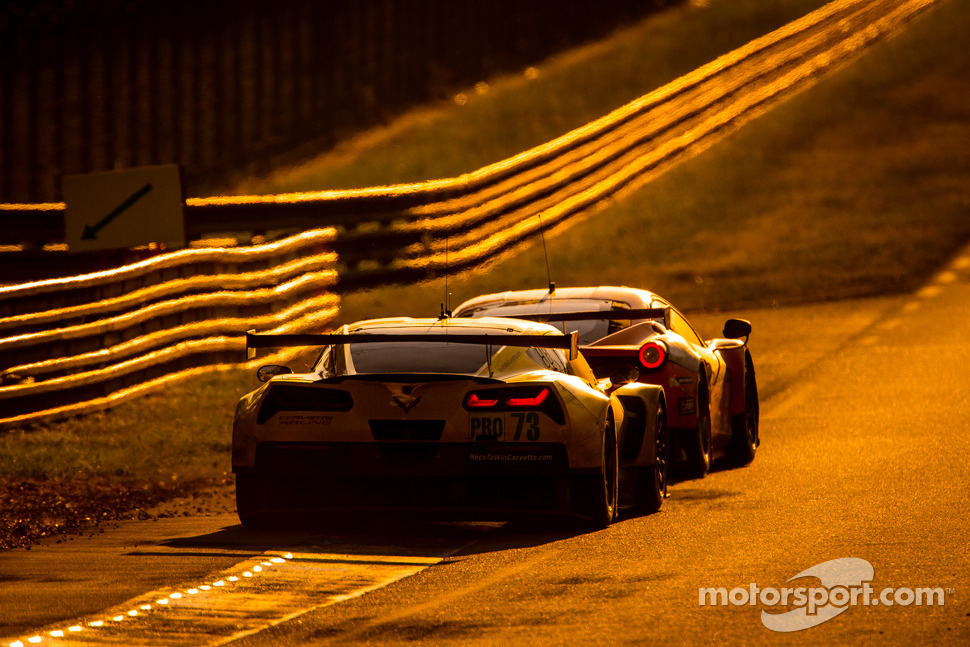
[454,286,758,477]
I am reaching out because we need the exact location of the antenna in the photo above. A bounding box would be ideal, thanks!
[538,213,554,294]
[536,213,559,330]
[445,234,450,313]
[440,235,452,320]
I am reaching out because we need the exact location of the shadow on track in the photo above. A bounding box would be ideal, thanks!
[157,511,594,560]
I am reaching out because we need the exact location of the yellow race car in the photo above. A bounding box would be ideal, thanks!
[232,316,668,528]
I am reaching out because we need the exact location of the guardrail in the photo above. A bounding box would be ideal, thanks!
[0,229,338,427]
[0,0,938,429]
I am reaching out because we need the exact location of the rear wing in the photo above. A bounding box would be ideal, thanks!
[500,308,667,325]
[246,330,579,361]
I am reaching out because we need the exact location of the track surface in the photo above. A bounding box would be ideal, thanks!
[2,248,968,646]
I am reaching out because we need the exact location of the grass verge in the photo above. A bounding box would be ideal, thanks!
[4,0,968,547]
[335,0,970,324]
[231,0,831,193]
[0,370,252,548]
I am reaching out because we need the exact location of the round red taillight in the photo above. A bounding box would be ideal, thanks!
[638,341,667,370]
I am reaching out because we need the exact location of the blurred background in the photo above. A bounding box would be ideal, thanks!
[0,0,677,203]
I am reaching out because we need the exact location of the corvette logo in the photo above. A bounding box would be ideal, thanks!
[390,385,421,413]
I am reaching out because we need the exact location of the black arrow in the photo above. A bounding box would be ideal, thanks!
[81,182,154,240]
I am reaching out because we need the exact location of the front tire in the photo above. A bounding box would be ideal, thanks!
[573,415,618,529]
[682,381,712,479]
[728,354,759,465]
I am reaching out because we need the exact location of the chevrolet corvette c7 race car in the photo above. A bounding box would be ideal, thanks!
[453,286,759,478]
[232,316,669,528]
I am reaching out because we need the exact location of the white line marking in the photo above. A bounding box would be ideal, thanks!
[916,285,942,299]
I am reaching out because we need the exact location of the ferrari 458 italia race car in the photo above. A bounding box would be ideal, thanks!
[232,316,668,528]
[453,286,759,478]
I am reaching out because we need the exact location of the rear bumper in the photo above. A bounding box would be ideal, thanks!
[236,441,596,518]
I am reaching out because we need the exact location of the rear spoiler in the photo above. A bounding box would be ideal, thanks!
[246,330,580,361]
[502,308,667,323]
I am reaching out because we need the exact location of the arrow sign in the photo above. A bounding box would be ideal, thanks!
[63,165,185,253]
[81,182,154,240]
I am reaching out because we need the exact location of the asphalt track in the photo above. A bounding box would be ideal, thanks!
[1,248,968,646]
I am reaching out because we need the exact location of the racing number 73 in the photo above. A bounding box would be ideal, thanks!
[511,412,540,441]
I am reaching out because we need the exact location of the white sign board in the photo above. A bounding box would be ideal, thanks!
[63,164,185,253]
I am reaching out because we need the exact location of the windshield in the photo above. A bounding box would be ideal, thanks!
[347,341,499,375]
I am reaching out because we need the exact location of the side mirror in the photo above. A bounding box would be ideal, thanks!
[257,365,292,383]
[609,365,640,386]
[722,318,752,340]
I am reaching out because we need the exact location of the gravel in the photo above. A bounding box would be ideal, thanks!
[0,476,236,550]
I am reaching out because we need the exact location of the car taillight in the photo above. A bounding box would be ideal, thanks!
[506,388,549,407]
[466,393,499,408]
[463,386,563,424]
[638,341,667,371]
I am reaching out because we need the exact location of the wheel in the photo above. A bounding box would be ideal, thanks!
[682,381,711,479]
[235,472,269,527]
[728,354,760,466]
[634,402,668,514]
[572,415,618,529]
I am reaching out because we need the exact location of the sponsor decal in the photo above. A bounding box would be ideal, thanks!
[678,397,696,416]
[277,415,333,426]
[469,451,554,463]
[493,350,523,374]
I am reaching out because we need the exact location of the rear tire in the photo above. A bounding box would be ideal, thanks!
[683,381,711,479]
[573,416,618,529]
[728,354,759,466]
[634,402,668,514]
[236,473,269,528]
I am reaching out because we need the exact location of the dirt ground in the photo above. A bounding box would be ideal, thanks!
[0,476,236,550]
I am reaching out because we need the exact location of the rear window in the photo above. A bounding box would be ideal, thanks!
[348,341,497,375]
[463,300,615,345]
